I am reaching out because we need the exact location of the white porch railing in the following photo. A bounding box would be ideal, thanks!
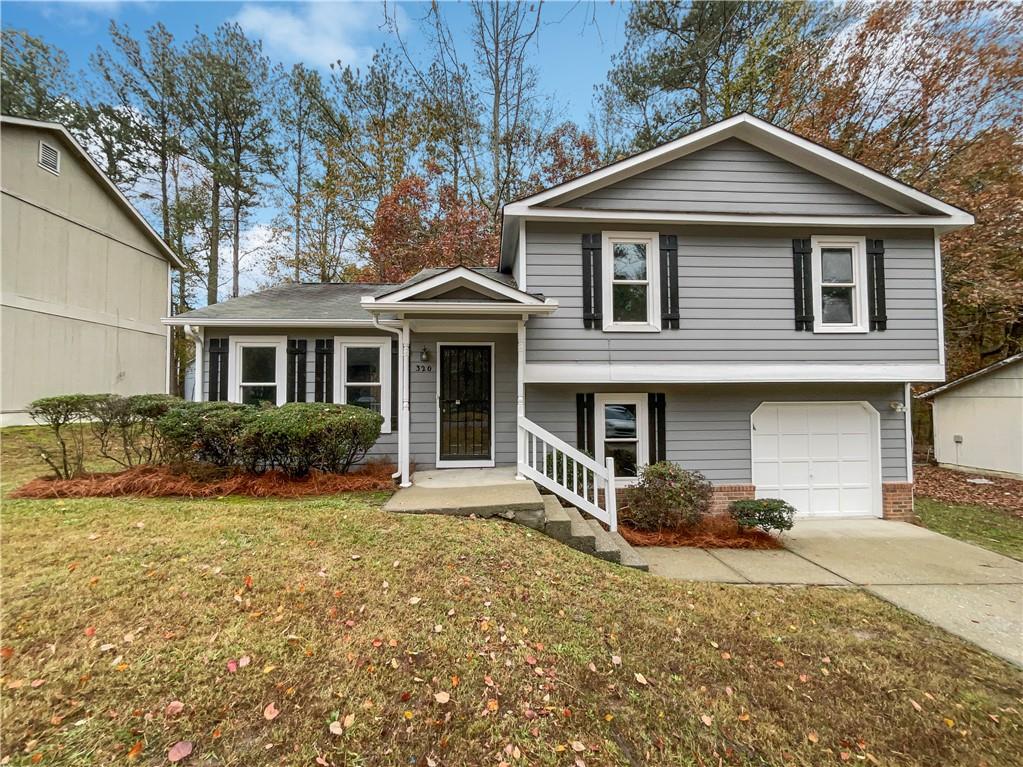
[517,416,617,531]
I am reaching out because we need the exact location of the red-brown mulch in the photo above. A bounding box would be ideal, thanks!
[914,463,1023,517]
[9,463,397,499]
[619,514,782,549]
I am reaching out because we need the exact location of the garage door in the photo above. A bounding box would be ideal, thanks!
[751,403,880,517]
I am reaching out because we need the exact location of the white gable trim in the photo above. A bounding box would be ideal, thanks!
[506,113,972,223]
[369,266,543,305]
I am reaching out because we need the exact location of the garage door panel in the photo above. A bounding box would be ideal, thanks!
[751,402,879,518]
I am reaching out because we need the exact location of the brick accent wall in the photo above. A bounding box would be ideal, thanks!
[709,484,756,514]
[882,482,915,521]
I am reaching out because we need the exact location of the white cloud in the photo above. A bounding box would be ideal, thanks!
[233,1,394,70]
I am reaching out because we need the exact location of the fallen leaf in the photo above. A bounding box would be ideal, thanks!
[227,659,238,673]
[738,712,751,721]
[126,740,144,760]
[634,672,648,685]
[807,731,819,744]
[486,699,499,712]
[30,679,45,688]
[910,699,923,712]
[343,712,355,728]
[165,700,184,717]
[84,626,96,637]
[263,702,280,721]
[611,655,622,666]
[329,720,344,735]
[408,596,421,605]
[700,715,713,727]
[525,655,537,666]
[434,691,451,704]
[168,741,192,762]
[238,655,251,667]
[570,741,585,752]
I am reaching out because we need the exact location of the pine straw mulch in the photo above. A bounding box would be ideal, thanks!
[619,513,782,549]
[914,463,1023,517]
[8,462,396,499]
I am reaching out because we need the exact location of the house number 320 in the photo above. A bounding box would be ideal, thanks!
[415,364,433,373]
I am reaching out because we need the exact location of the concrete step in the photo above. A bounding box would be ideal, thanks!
[608,531,649,571]
[384,476,545,529]
[584,518,622,564]
[563,506,598,554]
[541,496,574,540]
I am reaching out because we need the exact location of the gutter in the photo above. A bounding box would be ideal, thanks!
[372,316,409,485]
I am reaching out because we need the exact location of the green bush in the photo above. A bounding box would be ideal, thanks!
[157,401,255,468]
[621,461,712,532]
[242,403,383,476]
[729,498,796,534]
[28,394,105,478]
[85,393,183,467]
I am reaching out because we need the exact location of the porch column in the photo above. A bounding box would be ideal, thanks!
[185,324,204,402]
[516,317,526,480]
[399,322,412,487]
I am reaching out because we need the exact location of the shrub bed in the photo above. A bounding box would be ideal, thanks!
[621,461,713,532]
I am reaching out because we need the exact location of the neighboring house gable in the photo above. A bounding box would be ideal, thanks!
[566,137,898,216]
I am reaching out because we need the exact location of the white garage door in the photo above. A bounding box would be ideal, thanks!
[751,402,880,517]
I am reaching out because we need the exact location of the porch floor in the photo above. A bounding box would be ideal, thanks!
[382,467,544,519]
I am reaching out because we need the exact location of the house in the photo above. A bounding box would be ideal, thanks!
[1,115,184,426]
[165,113,973,525]
[918,354,1023,478]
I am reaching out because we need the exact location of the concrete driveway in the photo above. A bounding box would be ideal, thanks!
[644,519,1023,666]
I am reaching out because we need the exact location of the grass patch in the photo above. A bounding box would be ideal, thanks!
[916,497,1023,561]
[3,427,1023,765]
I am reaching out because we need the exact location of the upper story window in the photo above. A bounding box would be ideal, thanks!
[229,336,287,406]
[601,231,661,332]
[334,337,391,432]
[811,235,869,334]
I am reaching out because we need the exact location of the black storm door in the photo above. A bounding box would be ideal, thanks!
[439,345,492,461]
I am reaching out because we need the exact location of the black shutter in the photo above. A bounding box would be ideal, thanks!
[659,235,680,328]
[581,234,602,329]
[208,338,228,401]
[314,339,334,403]
[866,239,888,331]
[575,393,595,454]
[286,339,307,402]
[792,239,814,331]
[390,339,399,430]
[647,393,667,463]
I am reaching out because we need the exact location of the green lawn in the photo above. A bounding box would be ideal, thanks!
[2,428,1023,766]
[916,497,1023,561]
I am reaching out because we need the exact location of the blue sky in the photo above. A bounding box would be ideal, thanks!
[2,0,631,128]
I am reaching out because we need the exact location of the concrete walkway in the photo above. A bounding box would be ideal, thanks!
[645,518,1023,666]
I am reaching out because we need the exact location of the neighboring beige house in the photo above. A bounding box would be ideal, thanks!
[919,354,1023,478]
[1,115,183,426]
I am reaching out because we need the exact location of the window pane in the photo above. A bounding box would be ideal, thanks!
[604,404,637,438]
[241,385,276,406]
[612,284,648,322]
[822,286,854,324]
[346,385,381,412]
[241,347,276,383]
[346,346,380,383]
[605,442,638,478]
[821,248,853,283]
[612,243,647,280]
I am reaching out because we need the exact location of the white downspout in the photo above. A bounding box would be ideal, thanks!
[516,315,526,480]
[372,315,409,485]
[184,324,203,402]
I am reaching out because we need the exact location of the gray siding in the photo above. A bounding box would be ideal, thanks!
[525,383,908,483]
[408,332,518,469]
[567,138,897,215]
[525,222,940,365]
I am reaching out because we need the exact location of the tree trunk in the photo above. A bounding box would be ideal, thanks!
[208,177,220,306]
[231,185,241,298]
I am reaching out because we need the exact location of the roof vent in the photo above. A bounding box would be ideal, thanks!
[38,140,61,175]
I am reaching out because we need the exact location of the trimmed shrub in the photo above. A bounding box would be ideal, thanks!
[242,403,383,476]
[28,394,107,478]
[729,498,796,535]
[622,461,712,532]
[85,394,182,467]
[157,401,255,467]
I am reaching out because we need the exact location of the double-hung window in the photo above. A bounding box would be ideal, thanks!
[334,337,391,432]
[594,393,648,482]
[601,231,661,332]
[811,235,869,333]
[229,336,287,406]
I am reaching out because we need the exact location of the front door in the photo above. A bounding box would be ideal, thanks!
[438,344,492,465]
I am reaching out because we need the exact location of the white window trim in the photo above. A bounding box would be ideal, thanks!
[811,235,869,334]
[594,393,649,485]
[333,336,392,433]
[38,140,61,175]
[228,335,287,406]
[601,230,661,333]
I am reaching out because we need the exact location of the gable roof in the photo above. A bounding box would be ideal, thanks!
[501,112,973,269]
[164,282,397,326]
[2,115,185,269]
[917,353,1023,399]
[369,265,546,305]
